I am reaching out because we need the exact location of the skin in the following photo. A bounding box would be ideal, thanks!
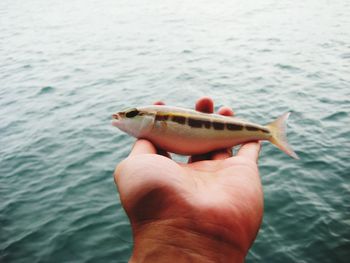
[114,97,264,263]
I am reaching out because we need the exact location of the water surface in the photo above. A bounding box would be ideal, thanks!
[1,0,349,262]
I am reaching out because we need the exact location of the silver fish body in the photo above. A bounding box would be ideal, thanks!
[112,105,298,159]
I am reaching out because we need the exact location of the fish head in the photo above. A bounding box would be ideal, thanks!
[112,107,155,138]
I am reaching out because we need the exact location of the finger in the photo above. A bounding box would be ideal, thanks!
[235,141,261,163]
[195,96,214,113]
[217,106,234,116]
[129,139,157,156]
[211,148,233,161]
[211,106,234,160]
[154,101,165,105]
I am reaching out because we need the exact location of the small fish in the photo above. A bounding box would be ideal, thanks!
[112,105,298,159]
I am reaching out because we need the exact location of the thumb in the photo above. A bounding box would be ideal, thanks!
[236,141,261,163]
[129,139,157,156]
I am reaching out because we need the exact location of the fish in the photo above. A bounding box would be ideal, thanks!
[112,105,299,159]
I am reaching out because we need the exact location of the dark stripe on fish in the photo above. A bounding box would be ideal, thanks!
[167,114,268,134]
[245,126,260,131]
[171,115,186,124]
[226,123,243,131]
[188,118,203,128]
[212,122,225,130]
[203,120,211,129]
[155,114,169,121]
[261,128,270,133]
[246,125,270,133]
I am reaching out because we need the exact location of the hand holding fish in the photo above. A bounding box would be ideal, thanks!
[114,98,264,262]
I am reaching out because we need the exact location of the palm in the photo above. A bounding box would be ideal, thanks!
[115,148,263,252]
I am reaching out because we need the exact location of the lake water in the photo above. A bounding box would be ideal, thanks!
[1,0,349,262]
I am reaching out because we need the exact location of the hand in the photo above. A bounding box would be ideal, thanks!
[114,97,263,263]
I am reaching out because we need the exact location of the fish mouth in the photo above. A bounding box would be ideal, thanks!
[112,113,121,127]
[112,113,120,120]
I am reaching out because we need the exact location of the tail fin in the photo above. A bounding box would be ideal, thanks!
[266,112,299,159]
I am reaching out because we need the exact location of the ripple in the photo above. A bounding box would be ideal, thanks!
[340,52,350,59]
[274,63,302,72]
[258,48,272,53]
[322,111,348,121]
[37,86,55,95]
[181,49,192,54]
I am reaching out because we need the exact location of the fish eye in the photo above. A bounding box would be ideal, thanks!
[125,108,139,118]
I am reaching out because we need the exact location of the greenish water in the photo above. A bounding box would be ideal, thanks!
[1,0,349,262]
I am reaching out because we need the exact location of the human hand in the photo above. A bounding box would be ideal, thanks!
[114,97,263,263]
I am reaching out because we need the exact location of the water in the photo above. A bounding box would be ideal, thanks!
[1,0,349,262]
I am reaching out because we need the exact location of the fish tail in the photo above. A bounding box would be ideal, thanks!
[266,112,299,159]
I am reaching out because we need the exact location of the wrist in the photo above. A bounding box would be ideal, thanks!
[129,219,246,263]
